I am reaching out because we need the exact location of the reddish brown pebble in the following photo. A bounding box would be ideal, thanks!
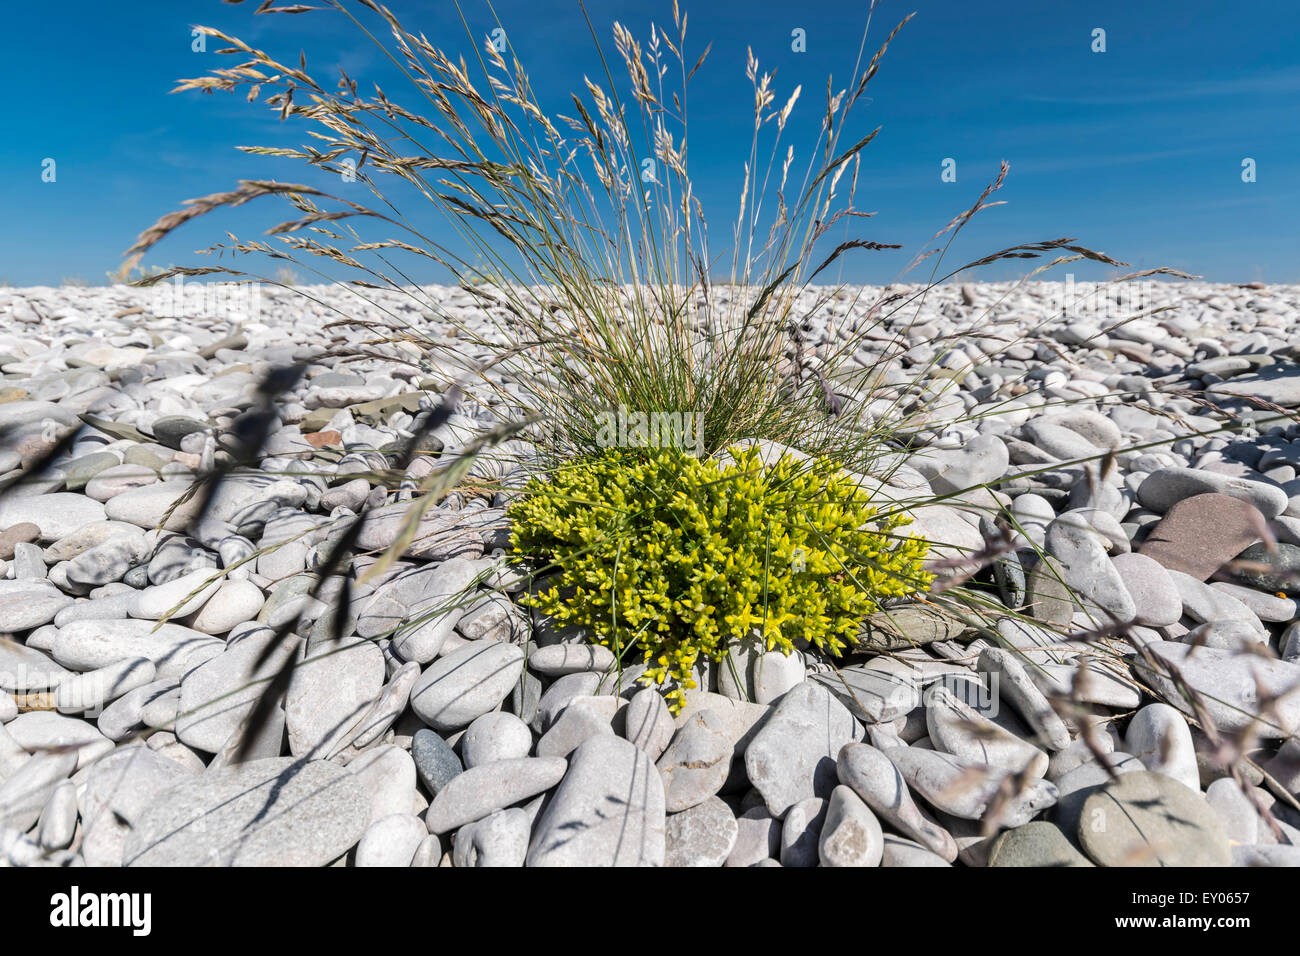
[1139,492,1264,581]
[0,522,41,560]
[305,430,342,448]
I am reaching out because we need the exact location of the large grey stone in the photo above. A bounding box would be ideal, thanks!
[1077,771,1231,867]
[528,736,665,866]
[176,629,302,752]
[0,494,107,543]
[409,640,524,732]
[425,757,566,833]
[1140,641,1300,739]
[0,581,73,631]
[285,635,385,757]
[1137,467,1287,519]
[124,757,370,866]
[52,618,222,676]
[988,820,1093,867]
[744,681,863,818]
[1208,368,1300,408]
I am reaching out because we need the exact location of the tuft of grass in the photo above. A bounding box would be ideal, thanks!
[119,0,1165,475]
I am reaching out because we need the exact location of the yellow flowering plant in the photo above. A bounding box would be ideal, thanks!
[508,446,932,711]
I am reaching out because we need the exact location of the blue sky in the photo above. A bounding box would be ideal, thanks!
[2,0,1297,286]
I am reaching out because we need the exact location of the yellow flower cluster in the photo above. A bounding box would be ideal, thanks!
[509,446,932,712]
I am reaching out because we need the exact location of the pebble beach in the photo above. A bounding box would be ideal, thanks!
[3,278,1300,867]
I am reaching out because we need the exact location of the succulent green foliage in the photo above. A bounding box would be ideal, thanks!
[509,446,933,711]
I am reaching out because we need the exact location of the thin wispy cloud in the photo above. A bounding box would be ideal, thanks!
[1023,68,1300,106]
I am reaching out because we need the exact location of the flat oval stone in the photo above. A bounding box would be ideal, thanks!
[1137,467,1287,519]
[744,681,864,817]
[1140,641,1300,738]
[104,481,204,531]
[130,568,223,620]
[409,641,524,732]
[1077,771,1230,867]
[0,494,107,543]
[527,642,615,676]
[1208,368,1300,407]
[61,451,120,492]
[0,581,74,631]
[1110,552,1181,626]
[425,756,566,833]
[52,619,222,675]
[124,757,369,866]
[1139,493,1265,580]
[528,736,665,866]
[84,463,159,502]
